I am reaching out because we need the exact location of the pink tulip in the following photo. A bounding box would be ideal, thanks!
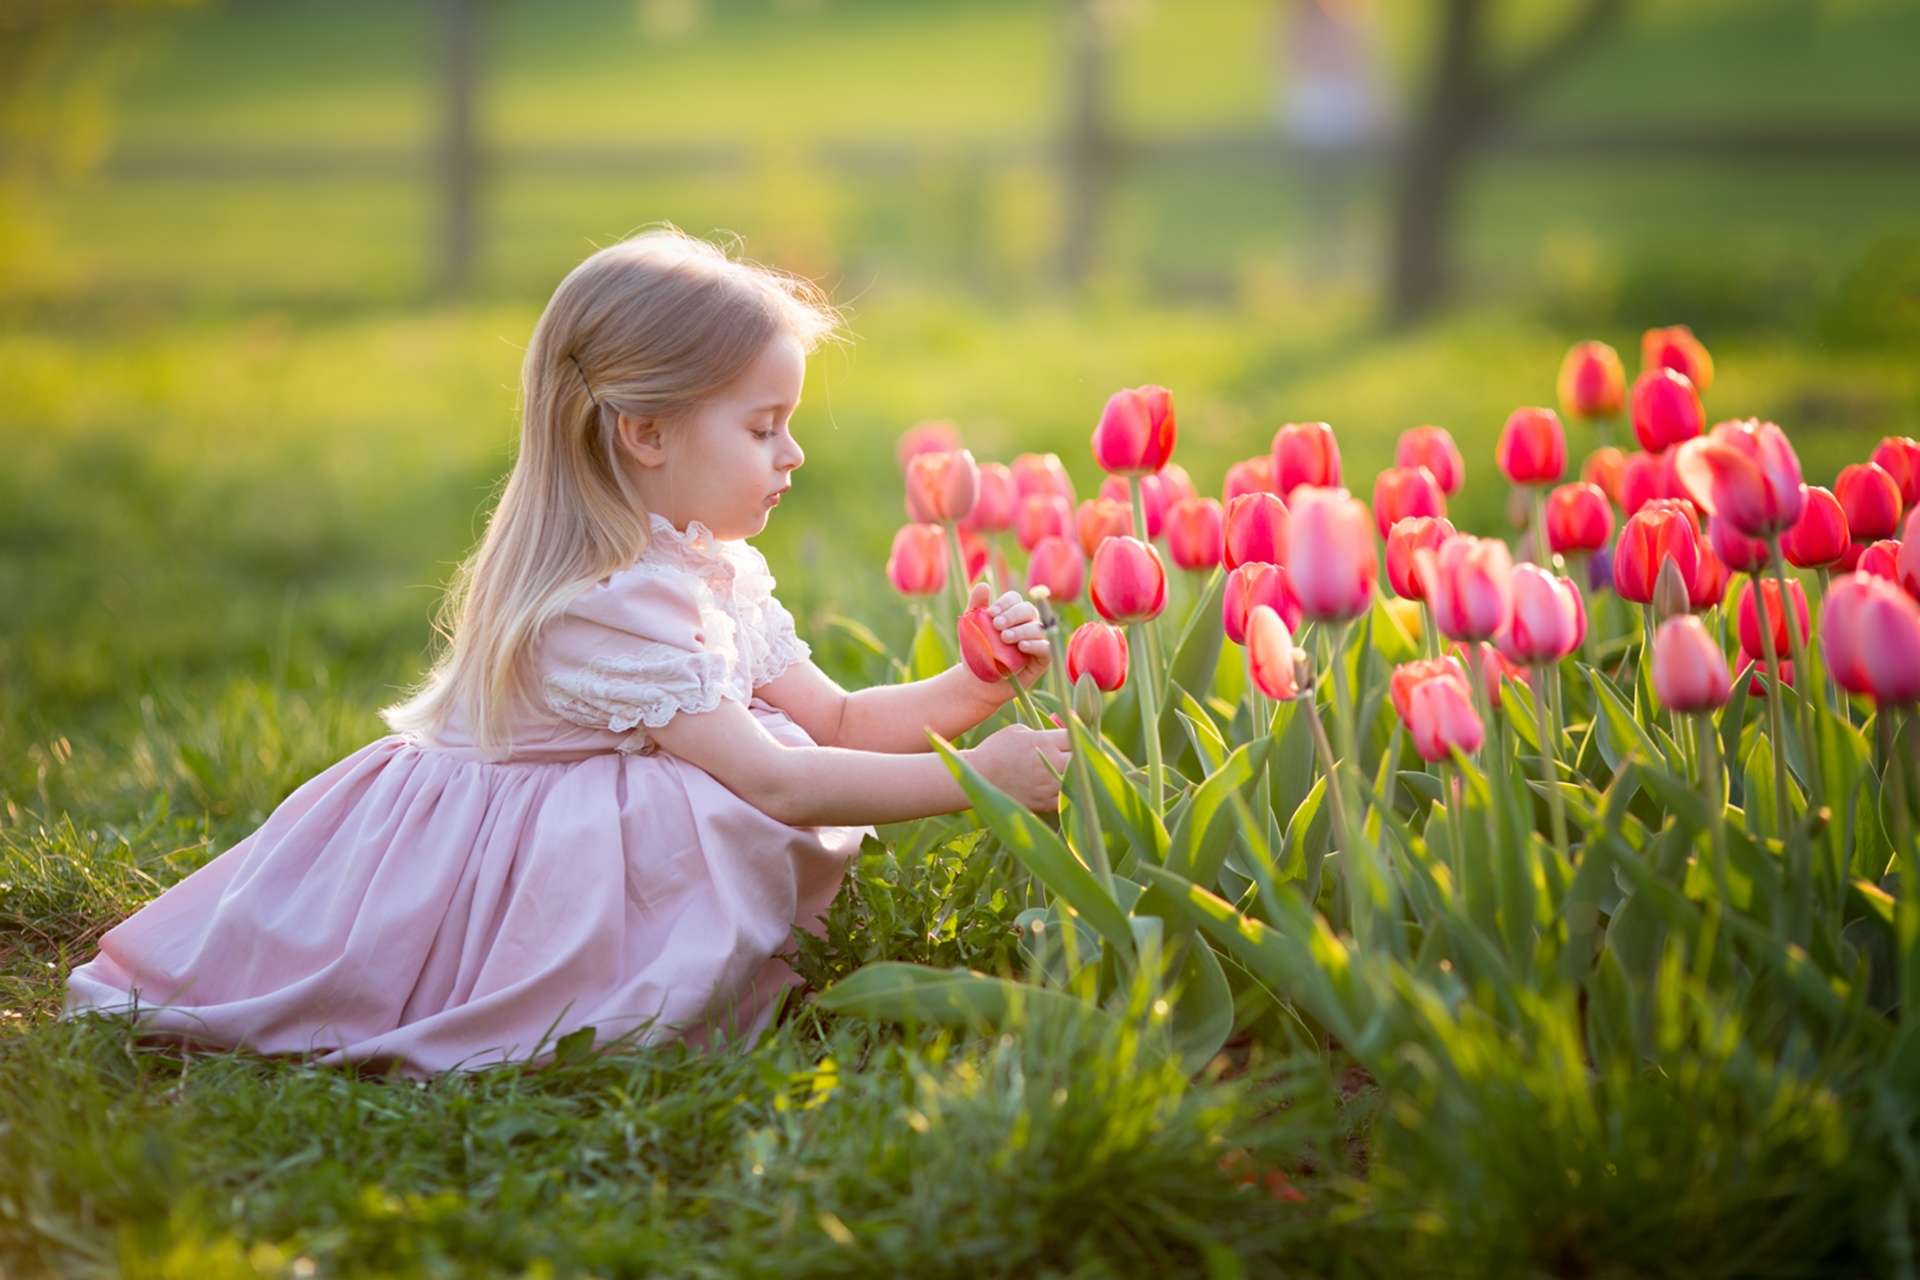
[1419,535,1514,642]
[1015,493,1073,553]
[1500,565,1586,665]
[957,525,992,584]
[957,605,1027,683]
[1287,487,1377,622]
[1012,452,1077,506]
[1672,418,1806,538]
[1159,463,1199,507]
[1386,515,1456,601]
[1873,437,1920,513]
[1823,572,1920,704]
[1642,326,1714,395]
[1373,466,1447,540]
[1396,663,1485,762]
[1089,536,1168,624]
[1224,492,1289,570]
[1837,462,1903,544]
[1246,606,1304,701]
[896,419,962,471]
[905,449,980,524]
[1631,369,1705,453]
[1545,482,1614,555]
[1165,497,1225,571]
[1273,422,1341,497]
[1092,385,1177,477]
[1559,341,1627,420]
[1782,486,1849,568]
[1860,539,1901,583]
[963,462,1017,533]
[1614,501,1702,606]
[1496,407,1567,486]
[1099,472,1169,538]
[1706,516,1770,575]
[1390,657,1466,723]
[1223,562,1300,644]
[1618,450,1669,516]
[1583,447,1628,505]
[1026,535,1085,603]
[1735,578,1809,662]
[1223,456,1278,505]
[1652,615,1731,712]
[1066,622,1128,692]
[1898,510,1920,599]
[886,524,949,597]
[1076,497,1133,558]
[1396,426,1464,496]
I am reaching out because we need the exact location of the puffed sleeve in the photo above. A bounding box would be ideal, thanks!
[539,562,748,746]
[725,541,813,688]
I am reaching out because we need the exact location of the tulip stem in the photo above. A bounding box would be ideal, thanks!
[1007,675,1044,729]
[1420,601,1440,660]
[1533,661,1571,863]
[1769,541,1821,815]
[1694,711,1729,980]
[1529,485,1550,566]
[1896,709,1920,1011]
[1752,561,1793,836]
[1130,620,1165,817]
[1816,567,1849,726]
[945,522,970,625]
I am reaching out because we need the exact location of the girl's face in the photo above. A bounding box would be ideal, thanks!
[624,334,807,540]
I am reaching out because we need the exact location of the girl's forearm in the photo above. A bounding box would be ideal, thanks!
[832,666,1008,753]
[755,743,970,825]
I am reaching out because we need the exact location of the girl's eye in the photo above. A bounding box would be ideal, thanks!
[754,428,777,441]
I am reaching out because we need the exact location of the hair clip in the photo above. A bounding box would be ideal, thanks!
[568,354,601,410]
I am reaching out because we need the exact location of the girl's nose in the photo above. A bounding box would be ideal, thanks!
[779,436,805,472]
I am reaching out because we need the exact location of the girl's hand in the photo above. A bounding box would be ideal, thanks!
[968,582,1052,684]
[966,723,1070,811]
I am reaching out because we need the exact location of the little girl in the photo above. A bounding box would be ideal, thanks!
[66,229,1070,1074]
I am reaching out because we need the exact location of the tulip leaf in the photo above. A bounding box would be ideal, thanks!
[1174,687,1228,776]
[1067,716,1169,866]
[908,611,949,683]
[819,963,1131,1038]
[1164,568,1226,726]
[1167,935,1235,1074]
[1585,664,1660,774]
[1165,739,1266,883]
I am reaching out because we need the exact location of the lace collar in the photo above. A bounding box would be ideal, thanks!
[644,513,734,574]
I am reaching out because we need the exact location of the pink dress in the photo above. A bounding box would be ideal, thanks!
[65,517,866,1074]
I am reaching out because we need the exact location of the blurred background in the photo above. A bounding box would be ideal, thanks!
[4,0,1920,817]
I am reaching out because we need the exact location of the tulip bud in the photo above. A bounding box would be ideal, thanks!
[1066,621,1128,693]
[1223,456,1277,505]
[1545,482,1614,555]
[1165,497,1225,571]
[1873,437,1920,513]
[1288,487,1377,623]
[1397,664,1485,762]
[1396,425,1465,495]
[1642,326,1714,395]
[1631,369,1705,453]
[1073,671,1105,728]
[886,524,949,597]
[896,419,962,471]
[904,449,980,524]
[1373,466,1447,540]
[1782,485,1848,568]
[1246,606,1303,701]
[1735,578,1809,661]
[1614,502,1702,604]
[1076,497,1133,558]
[1092,385,1177,477]
[1496,407,1568,486]
[1099,472,1170,538]
[962,462,1017,533]
[1653,557,1693,620]
[1273,422,1341,497]
[1500,565,1586,665]
[1015,493,1074,553]
[1419,535,1514,642]
[1824,572,1920,704]
[1618,450,1668,516]
[1706,516,1769,574]
[1558,340,1627,420]
[1224,492,1289,570]
[1012,452,1077,506]
[1837,462,1903,543]
[957,605,1027,683]
[1672,419,1806,538]
[1652,616,1731,713]
[1582,447,1628,504]
[1386,515,1456,600]
[1223,562,1300,645]
[1026,534,1085,603]
[1089,536,1168,623]
[1859,539,1901,583]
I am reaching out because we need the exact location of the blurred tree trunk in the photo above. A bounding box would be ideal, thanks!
[1388,0,1627,324]
[1058,0,1116,287]
[435,0,480,295]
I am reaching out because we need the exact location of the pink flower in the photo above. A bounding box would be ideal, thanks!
[1224,562,1300,645]
[1706,516,1770,575]
[1618,450,1669,516]
[1026,535,1085,603]
[957,605,1027,683]
[1272,422,1341,497]
[1419,535,1514,642]
[1652,615,1731,712]
[886,524,948,597]
[1824,572,1920,704]
[1734,578,1809,662]
[1614,501,1702,606]
[905,449,980,524]
[1246,606,1304,701]
[1558,341,1627,420]
[1386,516,1455,601]
[1672,418,1805,538]
[1394,662,1484,762]
[1092,385,1177,476]
[1859,539,1901,583]
[1165,497,1225,571]
[1012,452,1077,506]
[1089,536,1168,624]
[962,462,1017,533]
[1631,369,1705,453]
[1014,493,1073,553]
[1782,486,1849,569]
[1287,487,1376,623]
[1066,622,1128,692]
[1075,497,1133,558]
[1372,466,1446,540]
[1642,326,1714,395]
[896,419,962,471]
[1545,482,1614,555]
[1099,472,1170,538]
[1224,492,1289,570]
[1872,437,1920,513]
[1396,426,1464,496]
[1496,407,1567,485]
[1837,462,1903,543]
[1499,565,1585,666]
[1223,456,1278,505]
[1582,447,1628,504]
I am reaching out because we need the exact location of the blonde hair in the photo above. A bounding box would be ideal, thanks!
[384,228,841,754]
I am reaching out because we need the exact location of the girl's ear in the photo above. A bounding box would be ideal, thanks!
[616,412,668,468]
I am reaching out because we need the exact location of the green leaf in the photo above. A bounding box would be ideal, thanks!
[1165,739,1267,886]
[1168,937,1235,1074]
[1585,664,1659,773]
[1068,715,1169,866]
[908,612,949,682]
[1173,688,1227,777]
[820,963,1125,1034]
[1164,570,1227,741]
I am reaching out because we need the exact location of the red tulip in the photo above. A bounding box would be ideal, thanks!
[1642,326,1714,395]
[1089,536,1168,623]
[1545,482,1614,555]
[1558,340,1627,420]
[1076,497,1133,558]
[905,449,979,524]
[1631,369,1705,453]
[1618,450,1668,515]
[1396,426,1465,496]
[1224,492,1289,570]
[1860,539,1901,583]
[1396,662,1485,762]
[1897,510,1920,599]
[1066,621,1128,692]
[1165,497,1224,571]
[1614,501,1702,605]
[1737,657,1794,698]
[1098,472,1168,539]
[1872,437,1920,513]
[1837,462,1903,543]
[1092,384,1176,476]
[1287,487,1377,622]
[1706,517,1769,574]
[1373,466,1446,540]
[1273,422,1341,497]
[1652,616,1731,713]
[1223,455,1278,505]
[1735,578,1809,662]
[1690,545,1729,611]
[1386,516,1456,600]
[1419,535,1514,642]
[1582,447,1628,505]
[1672,419,1806,539]
[957,525,993,584]
[1246,606,1304,701]
[1824,572,1920,703]
[1014,493,1073,553]
[896,419,962,471]
[1781,486,1849,569]
[1496,407,1568,486]
[886,524,949,597]
[963,462,1016,533]
[957,605,1027,683]
[1457,640,1527,711]
[1159,463,1199,507]
[1026,534,1085,603]
[1012,452,1077,506]
[1224,562,1300,644]
[1500,565,1585,665]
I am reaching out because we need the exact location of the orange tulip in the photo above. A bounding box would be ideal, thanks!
[1641,326,1714,395]
[1076,497,1133,558]
[905,449,979,524]
[1582,447,1627,504]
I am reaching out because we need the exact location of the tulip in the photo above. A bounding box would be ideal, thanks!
[1026,534,1085,603]
[1545,482,1614,555]
[1399,664,1485,762]
[1672,419,1806,539]
[905,449,979,524]
[1089,536,1168,623]
[1837,462,1903,543]
[1288,487,1377,622]
[1223,456,1278,505]
[1273,422,1341,497]
[886,524,949,597]
[1159,463,1199,507]
[1618,450,1668,516]
[1558,340,1627,420]
[1500,565,1586,665]
[1386,515,1456,600]
[963,462,1016,533]
[1099,473,1168,539]
[1642,326,1715,395]
[1652,616,1731,713]
[1735,578,1809,662]
[1246,606,1303,701]
[1457,640,1527,711]
[1737,657,1794,698]
[1872,437,1920,513]
[1396,425,1465,496]
[1373,466,1447,539]
[1391,658,1467,723]
[1224,562,1300,644]
[1012,452,1077,506]
[957,525,991,584]
[1015,493,1073,553]
[1165,497,1225,571]
[1859,539,1901,582]
[1496,407,1568,486]
[1582,447,1627,504]
[1706,516,1769,575]
[1420,535,1514,642]
[1614,501,1702,605]
[1076,497,1133,558]
[1066,621,1128,692]
[1689,545,1729,611]
[896,419,962,471]
[1092,384,1177,476]
[1781,486,1849,569]
[1824,573,1920,703]
[957,605,1027,683]
[1224,492,1289,570]
[1898,510,1920,599]
[1631,369,1705,453]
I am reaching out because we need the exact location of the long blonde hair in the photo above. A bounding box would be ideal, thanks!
[384,229,841,753]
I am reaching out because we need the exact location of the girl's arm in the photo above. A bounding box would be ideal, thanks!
[647,697,1069,826]
[757,585,1050,753]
